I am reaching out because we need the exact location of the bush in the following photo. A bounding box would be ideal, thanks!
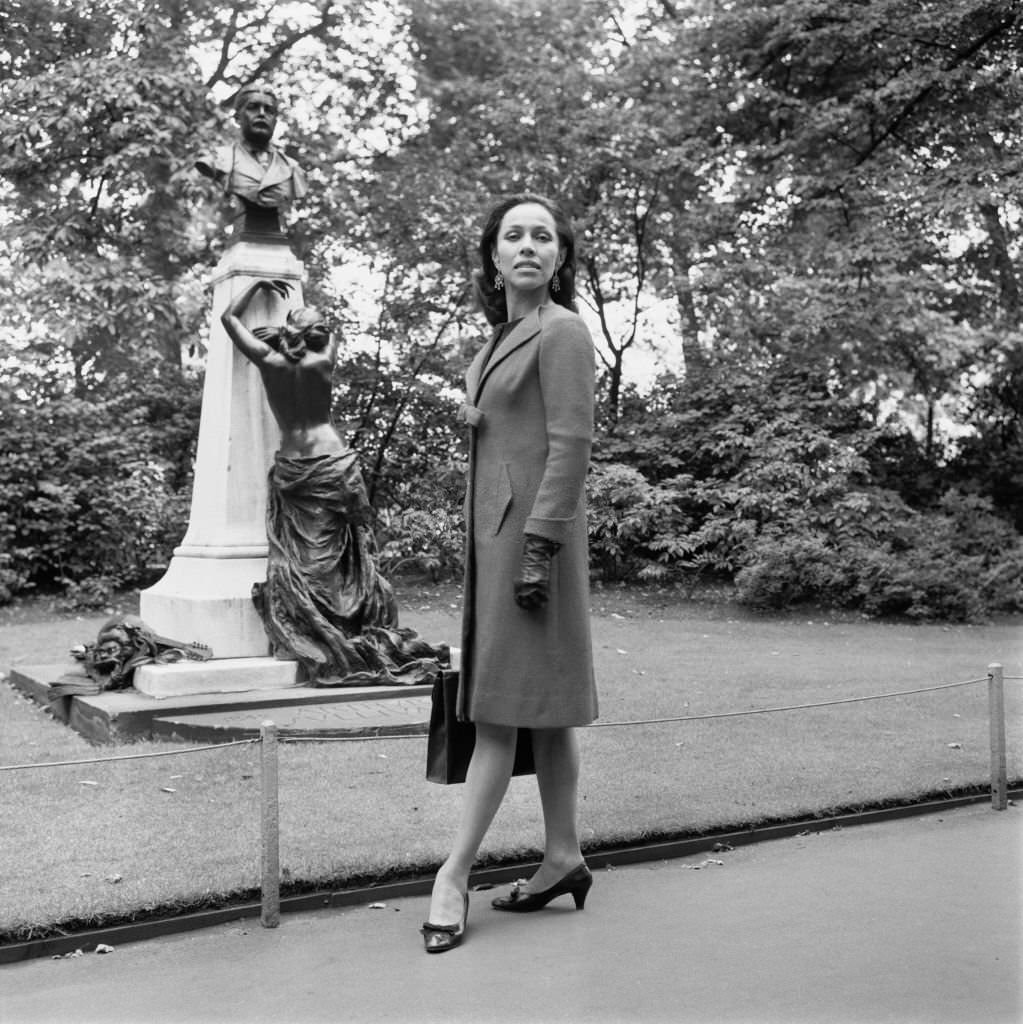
[732,534,851,610]
[591,366,883,587]
[370,452,467,582]
[734,491,1023,621]
[376,505,464,581]
[595,363,1023,621]
[586,463,693,582]
[0,552,28,605]
[0,375,199,606]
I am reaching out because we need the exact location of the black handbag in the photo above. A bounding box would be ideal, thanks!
[425,670,535,784]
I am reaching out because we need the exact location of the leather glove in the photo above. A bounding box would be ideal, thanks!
[514,533,561,610]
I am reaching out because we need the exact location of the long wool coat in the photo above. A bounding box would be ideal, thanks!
[458,302,598,728]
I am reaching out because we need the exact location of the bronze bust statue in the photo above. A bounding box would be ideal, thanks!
[195,83,307,237]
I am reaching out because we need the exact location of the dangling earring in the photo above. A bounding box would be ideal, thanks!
[494,270,504,291]
[550,271,561,293]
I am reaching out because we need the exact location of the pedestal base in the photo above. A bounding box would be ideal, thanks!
[134,656,298,698]
[139,555,270,659]
[8,663,432,744]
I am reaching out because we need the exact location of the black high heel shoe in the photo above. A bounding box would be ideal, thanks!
[491,863,592,913]
[421,893,469,953]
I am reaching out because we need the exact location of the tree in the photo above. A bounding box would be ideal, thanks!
[0,0,439,598]
[3,0,1021,610]
[701,1,1021,424]
[363,0,706,425]
[1,2,218,384]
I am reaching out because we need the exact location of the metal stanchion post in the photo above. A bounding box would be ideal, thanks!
[260,720,281,926]
[988,664,1007,811]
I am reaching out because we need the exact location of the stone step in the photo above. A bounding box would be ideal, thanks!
[8,663,433,744]
[152,694,432,742]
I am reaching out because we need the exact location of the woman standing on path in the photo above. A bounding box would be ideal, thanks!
[422,195,598,953]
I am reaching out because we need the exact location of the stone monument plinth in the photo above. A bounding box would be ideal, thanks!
[140,239,303,678]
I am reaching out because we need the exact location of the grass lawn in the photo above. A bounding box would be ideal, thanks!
[1,583,1020,942]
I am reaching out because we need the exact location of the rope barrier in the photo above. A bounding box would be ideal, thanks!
[272,676,993,743]
[281,733,415,743]
[0,673,1010,764]
[0,738,258,773]
[585,677,988,728]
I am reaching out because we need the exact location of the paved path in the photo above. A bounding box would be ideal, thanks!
[1,803,1019,1024]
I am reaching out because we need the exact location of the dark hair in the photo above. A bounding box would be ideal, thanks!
[474,193,578,325]
[257,307,330,362]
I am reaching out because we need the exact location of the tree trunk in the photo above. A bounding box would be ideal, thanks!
[925,398,935,461]
[673,253,710,384]
[979,200,1020,326]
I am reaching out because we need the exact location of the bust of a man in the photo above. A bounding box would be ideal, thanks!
[195,82,308,235]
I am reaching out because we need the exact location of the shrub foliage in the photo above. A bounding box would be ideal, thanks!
[588,362,1023,621]
[0,376,200,606]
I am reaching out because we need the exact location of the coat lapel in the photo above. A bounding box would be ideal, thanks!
[471,306,542,404]
[465,325,501,401]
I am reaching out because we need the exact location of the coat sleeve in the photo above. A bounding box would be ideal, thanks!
[524,314,595,544]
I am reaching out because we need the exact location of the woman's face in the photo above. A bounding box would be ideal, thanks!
[491,202,563,297]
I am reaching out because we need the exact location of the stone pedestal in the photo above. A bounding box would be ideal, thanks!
[140,240,303,660]
[134,657,299,697]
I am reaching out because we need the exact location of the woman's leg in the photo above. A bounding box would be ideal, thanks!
[427,722,517,924]
[525,726,585,892]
